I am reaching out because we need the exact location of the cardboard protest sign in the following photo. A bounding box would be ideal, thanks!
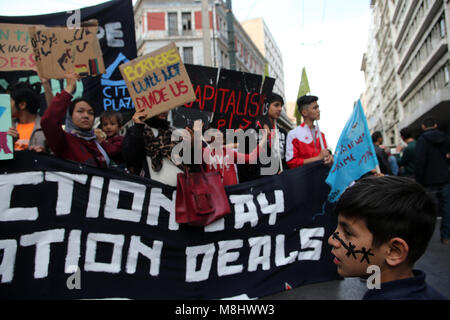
[0,23,42,71]
[28,24,105,79]
[0,94,13,160]
[119,42,196,119]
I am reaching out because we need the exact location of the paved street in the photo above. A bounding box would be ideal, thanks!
[262,219,450,300]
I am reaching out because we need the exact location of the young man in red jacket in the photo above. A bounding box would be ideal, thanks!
[286,95,333,168]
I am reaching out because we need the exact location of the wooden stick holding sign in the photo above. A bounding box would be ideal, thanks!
[28,21,105,79]
[0,94,14,160]
[119,42,196,120]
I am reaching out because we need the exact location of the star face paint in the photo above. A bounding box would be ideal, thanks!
[332,232,374,264]
[328,215,382,278]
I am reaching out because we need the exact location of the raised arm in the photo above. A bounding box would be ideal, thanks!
[40,71,80,155]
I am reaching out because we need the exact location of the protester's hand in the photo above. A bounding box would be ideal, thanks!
[318,149,330,160]
[396,144,405,153]
[132,108,147,125]
[64,71,81,94]
[7,127,19,142]
[29,145,45,153]
[95,128,107,143]
[323,154,334,167]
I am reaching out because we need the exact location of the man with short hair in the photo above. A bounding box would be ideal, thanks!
[286,95,333,168]
[396,128,416,178]
[415,117,450,245]
[371,131,392,175]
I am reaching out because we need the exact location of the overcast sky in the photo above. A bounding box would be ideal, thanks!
[0,0,372,151]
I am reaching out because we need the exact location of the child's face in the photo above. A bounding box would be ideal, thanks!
[101,116,120,138]
[328,215,387,278]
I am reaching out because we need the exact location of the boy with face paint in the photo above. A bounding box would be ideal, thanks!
[328,176,446,300]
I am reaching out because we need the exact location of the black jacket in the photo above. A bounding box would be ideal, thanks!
[415,129,450,186]
[374,144,392,175]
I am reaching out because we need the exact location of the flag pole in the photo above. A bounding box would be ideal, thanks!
[316,120,325,150]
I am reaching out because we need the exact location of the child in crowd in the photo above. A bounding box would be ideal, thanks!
[97,110,124,166]
[328,175,447,300]
[7,82,47,152]
[190,120,269,186]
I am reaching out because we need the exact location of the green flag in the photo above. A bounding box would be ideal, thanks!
[264,63,269,78]
[294,67,311,125]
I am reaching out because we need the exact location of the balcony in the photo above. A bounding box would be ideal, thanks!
[396,0,442,74]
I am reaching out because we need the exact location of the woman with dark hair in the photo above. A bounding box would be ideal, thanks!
[7,81,47,152]
[41,71,110,168]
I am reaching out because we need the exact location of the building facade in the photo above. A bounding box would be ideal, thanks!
[133,0,294,130]
[241,18,286,99]
[361,0,450,147]
[241,18,291,130]
[134,0,266,73]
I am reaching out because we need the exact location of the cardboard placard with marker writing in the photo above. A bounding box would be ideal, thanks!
[28,23,105,79]
[0,94,13,160]
[119,42,196,120]
[0,23,43,72]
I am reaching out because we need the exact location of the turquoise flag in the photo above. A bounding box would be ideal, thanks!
[325,100,378,203]
[0,94,13,160]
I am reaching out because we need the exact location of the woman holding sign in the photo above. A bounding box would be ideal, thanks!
[41,71,111,168]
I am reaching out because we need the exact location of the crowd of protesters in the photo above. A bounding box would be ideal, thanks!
[3,70,450,301]
[5,72,450,246]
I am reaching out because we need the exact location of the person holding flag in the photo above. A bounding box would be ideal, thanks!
[325,99,379,203]
[286,95,333,168]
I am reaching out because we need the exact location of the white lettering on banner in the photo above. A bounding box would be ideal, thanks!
[204,218,225,232]
[258,190,284,225]
[230,195,259,229]
[0,240,17,283]
[126,236,163,276]
[86,176,104,218]
[248,236,271,272]
[217,240,243,277]
[65,230,82,274]
[298,228,325,261]
[104,179,145,223]
[147,189,178,231]
[0,172,43,222]
[185,244,215,283]
[45,172,88,216]
[97,23,125,48]
[84,233,125,274]
[275,235,298,267]
[0,172,285,231]
[184,231,325,282]
[20,229,65,279]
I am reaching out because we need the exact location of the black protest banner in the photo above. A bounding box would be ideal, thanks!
[0,0,137,116]
[0,152,340,300]
[180,64,275,131]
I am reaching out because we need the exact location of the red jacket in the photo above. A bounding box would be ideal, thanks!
[286,123,328,169]
[41,90,108,168]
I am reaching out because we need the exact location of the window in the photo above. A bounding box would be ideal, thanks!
[182,12,192,35]
[445,65,449,84]
[183,47,193,64]
[168,12,178,36]
[440,17,446,38]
